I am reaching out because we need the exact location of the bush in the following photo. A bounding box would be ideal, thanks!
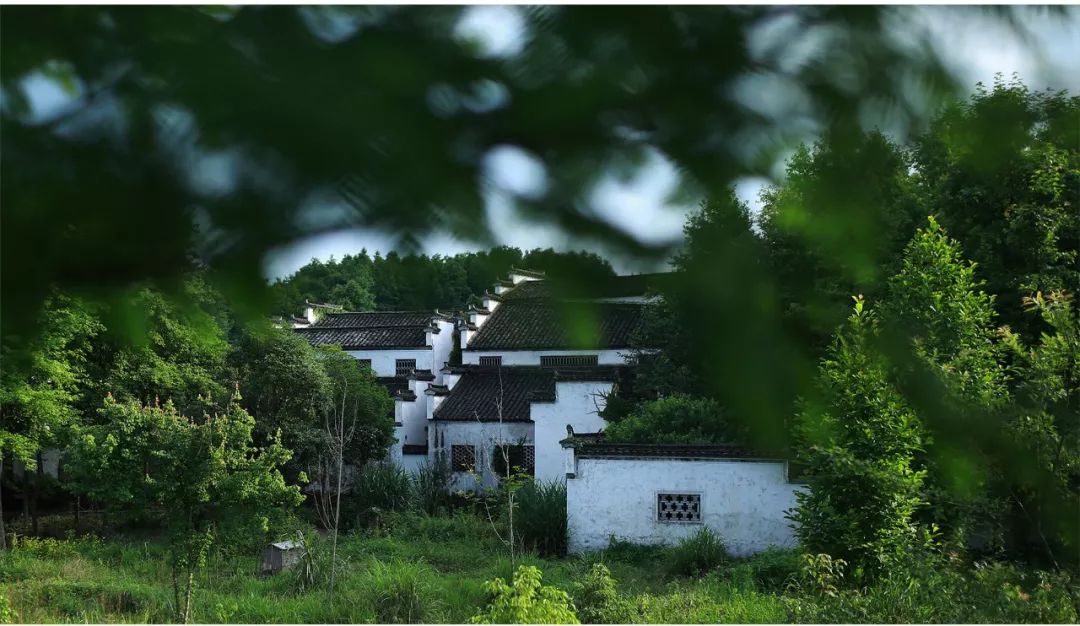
[515,479,568,557]
[572,563,634,624]
[355,559,441,623]
[666,527,728,577]
[348,462,412,528]
[470,565,579,624]
[413,459,452,516]
[743,548,800,591]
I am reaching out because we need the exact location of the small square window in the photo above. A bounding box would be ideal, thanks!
[657,493,701,523]
[395,359,417,377]
[478,356,502,367]
[492,444,534,477]
[451,445,476,472]
[357,359,372,371]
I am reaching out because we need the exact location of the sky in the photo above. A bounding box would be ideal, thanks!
[16,6,1080,279]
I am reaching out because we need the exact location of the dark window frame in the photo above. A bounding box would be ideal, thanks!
[395,358,417,377]
[451,444,477,472]
[478,355,503,367]
[540,354,599,367]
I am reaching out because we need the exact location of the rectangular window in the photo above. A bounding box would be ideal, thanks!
[451,445,476,472]
[478,356,502,367]
[395,359,417,377]
[657,493,701,523]
[357,359,373,371]
[492,444,534,477]
[540,354,599,367]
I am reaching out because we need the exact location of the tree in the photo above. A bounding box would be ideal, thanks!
[999,291,1080,566]
[229,323,331,474]
[880,217,1010,554]
[308,346,394,604]
[603,394,741,444]
[912,77,1079,338]
[0,294,102,546]
[759,130,924,349]
[792,296,930,578]
[89,281,230,418]
[67,394,302,622]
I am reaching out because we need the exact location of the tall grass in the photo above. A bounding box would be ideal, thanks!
[347,462,412,528]
[666,527,728,577]
[514,479,567,557]
[412,458,452,516]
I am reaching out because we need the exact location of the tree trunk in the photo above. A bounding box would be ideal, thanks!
[172,567,182,623]
[184,569,195,624]
[0,456,7,549]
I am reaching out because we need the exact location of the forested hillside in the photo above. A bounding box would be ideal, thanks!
[269,247,616,316]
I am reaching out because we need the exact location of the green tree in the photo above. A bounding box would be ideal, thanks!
[0,293,102,545]
[760,130,924,349]
[913,77,1079,337]
[880,217,1010,554]
[90,281,230,417]
[1000,291,1080,566]
[792,296,930,578]
[603,394,741,445]
[67,394,302,623]
[229,323,331,473]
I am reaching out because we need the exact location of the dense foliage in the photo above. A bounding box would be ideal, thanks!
[66,396,303,622]
[270,246,614,316]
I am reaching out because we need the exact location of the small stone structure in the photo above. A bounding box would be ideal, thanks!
[260,539,303,576]
[562,438,807,556]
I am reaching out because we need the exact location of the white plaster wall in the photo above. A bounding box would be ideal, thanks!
[567,457,805,557]
[462,349,628,366]
[345,348,433,378]
[532,381,613,482]
[430,320,456,382]
[400,452,428,475]
[430,421,534,491]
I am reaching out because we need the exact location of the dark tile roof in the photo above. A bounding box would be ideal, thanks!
[297,326,428,349]
[311,311,439,328]
[378,376,410,395]
[402,444,429,456]
[563,441,764,460]
[467,301,644,350]
[409,369,436,381]
[433,365,624,422]
[500,273,671,301]
[396,390,417,402]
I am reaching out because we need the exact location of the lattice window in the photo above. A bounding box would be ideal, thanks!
[395,359,416,377]
[356,359,372,371]
[451,445,476,472]
[540,354,598,367]
[492,444,534,477]
[657,493,701,523]
[478,356,502,367]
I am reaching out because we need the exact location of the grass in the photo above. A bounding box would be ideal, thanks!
[1,512,1075,623]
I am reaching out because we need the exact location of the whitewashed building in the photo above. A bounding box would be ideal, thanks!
[562,438,806,556]
[295,308,456,467]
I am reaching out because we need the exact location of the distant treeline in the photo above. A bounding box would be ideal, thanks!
[269,246,616,316]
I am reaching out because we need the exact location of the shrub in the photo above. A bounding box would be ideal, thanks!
[470,565,579,624]
[515,480,568,557]
[413,459,452,516]
[666,527,728,577]
[571,563,634,624]
[355,559,441,623]
[348,462,412,528]
[744,548,800,591]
